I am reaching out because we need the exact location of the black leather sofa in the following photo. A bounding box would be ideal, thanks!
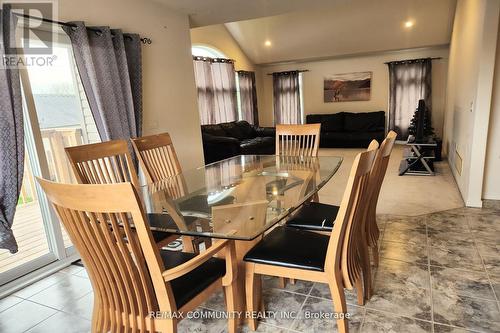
[201,120,275,163]
[306,111,385,148]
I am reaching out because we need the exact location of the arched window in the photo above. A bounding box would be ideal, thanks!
[192,45,243,124]
[191,45,227,58]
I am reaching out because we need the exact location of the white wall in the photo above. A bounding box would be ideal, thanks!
[443,0,499,207]
[483,22,500,200]
[257,47,449,137]
[190,24,256,71]
[58,0,204,170]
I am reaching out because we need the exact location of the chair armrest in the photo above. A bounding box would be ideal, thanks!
[254,127,276,137]
[162,237,237,286]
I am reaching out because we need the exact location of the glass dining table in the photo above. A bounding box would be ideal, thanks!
[140,154,343,242]
[140,154,342,318]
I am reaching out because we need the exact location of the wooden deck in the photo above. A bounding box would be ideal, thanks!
[0,202,71,274]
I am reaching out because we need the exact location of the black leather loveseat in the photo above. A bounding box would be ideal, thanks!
[201,121,275,163]
[306,111,385,148]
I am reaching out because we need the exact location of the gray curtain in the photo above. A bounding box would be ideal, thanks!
[0,4,23,253]
[62,22,142,141]
[193,57,237,125]
[237,70,259,126]
[388,59,432,139]
[273,71,301,125]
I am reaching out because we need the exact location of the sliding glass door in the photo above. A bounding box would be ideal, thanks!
[0,22,99,284]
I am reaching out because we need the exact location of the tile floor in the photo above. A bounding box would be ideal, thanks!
[0,206,499,333]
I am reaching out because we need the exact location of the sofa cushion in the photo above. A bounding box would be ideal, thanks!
[344,111,385,132]
[201,124,226,137]
[234,120,257,139]
[320,131,384,148]
[240,137,275,155]
[307,113,344,132]
[220,121,248,140]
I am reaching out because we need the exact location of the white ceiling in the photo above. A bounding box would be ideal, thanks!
[224,0,456,64]
[153,0,354,27]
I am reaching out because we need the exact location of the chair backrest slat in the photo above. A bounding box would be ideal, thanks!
[37,179,176,332]
[324,144,378,289]
[65,140,139,191]
[365,131,397,246]
[276,124,321,157]
[131,133,182,183]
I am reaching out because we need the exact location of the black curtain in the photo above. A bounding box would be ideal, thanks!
[237,70,259,126]
[388,58,432,139]
[273,71,301,125]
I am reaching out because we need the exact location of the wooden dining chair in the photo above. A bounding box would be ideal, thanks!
[244,148,377,333]
[65,140,176,249]
[275,124,321,157]
[365,131,397,268]
[131,133,212,251]
[284,132,397,300]
[37,179,238,333]
[130,133,182,184]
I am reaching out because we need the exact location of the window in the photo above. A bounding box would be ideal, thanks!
[191,45,238,125]
[192,45,227,58]
[0,21,99,283]
[272,71,303,125]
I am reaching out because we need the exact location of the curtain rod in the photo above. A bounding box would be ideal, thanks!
[13,13,152,44]
[193,56,235,63]
[384,57,441,65]
[267,69,309,75]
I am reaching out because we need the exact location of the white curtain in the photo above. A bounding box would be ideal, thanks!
[273,71,301,125]
[388,59,432,139]
[193,57,237,125]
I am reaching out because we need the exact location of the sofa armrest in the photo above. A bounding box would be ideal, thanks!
[254,126,276,138]
[201,133,241,164]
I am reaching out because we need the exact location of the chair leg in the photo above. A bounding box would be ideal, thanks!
[224,283,238,333]
[157,318,177,333]
[278,277,287,289]
[361,243,373,300]
[371,243,380,268]
[245,263,259,331]
[328,280,349,333]
[354,277,364,306]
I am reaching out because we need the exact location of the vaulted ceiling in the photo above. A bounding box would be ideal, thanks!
[153,0,355,27]
[155,0,456,65]
[225,0,457,64]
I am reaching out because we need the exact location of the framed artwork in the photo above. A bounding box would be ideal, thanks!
[324,71,372,102]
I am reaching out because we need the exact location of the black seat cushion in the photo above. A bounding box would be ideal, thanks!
[243,226,329,271]
[286,202,339,231]
[151,230,175,244]
[160,250,226,308]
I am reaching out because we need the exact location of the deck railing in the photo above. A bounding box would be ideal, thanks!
[18,127,83,207]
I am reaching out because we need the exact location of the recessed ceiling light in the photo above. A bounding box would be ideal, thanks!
[404,20,415,28]
[264,40,272,47]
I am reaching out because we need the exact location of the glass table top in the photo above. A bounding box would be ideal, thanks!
[140,155,343,240]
